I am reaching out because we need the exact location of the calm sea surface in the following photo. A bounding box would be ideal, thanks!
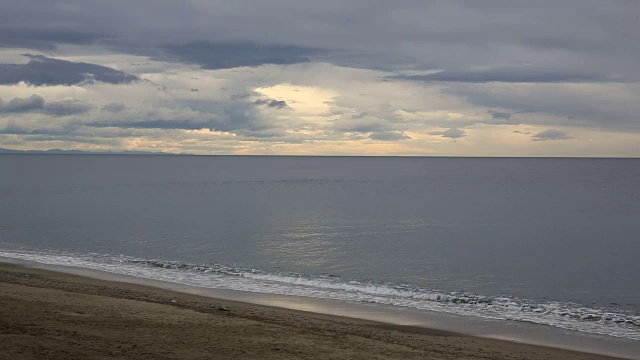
[1,155,639,340]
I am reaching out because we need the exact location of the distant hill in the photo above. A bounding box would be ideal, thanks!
[0,148,186,155]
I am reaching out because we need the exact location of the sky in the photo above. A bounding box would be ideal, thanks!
[0,1,639,156]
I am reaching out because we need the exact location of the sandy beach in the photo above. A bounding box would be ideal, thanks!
[0,263,628,360]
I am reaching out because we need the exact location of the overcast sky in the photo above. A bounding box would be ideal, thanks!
[0,1,638,156]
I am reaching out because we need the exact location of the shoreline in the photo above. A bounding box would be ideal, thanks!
[0,262,633,360]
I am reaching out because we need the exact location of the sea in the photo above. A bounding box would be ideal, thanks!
[1,155,639,355]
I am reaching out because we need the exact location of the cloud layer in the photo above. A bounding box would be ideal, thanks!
[0,1,638,156]
[0,95,91,116]
[0,55,138,86]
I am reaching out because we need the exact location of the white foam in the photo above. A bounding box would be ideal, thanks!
[1,248,638,341]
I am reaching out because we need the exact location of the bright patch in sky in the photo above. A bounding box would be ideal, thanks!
[256,84,336,115]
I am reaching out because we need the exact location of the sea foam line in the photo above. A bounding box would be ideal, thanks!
[1,248,638,341]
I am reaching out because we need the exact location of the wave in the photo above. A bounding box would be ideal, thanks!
[1,248,638,341]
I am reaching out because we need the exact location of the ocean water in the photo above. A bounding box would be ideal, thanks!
[1,155,639,342]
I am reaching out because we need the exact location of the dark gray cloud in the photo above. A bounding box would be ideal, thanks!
[369,131,410,141]
[0,94,44,113]
[254,99,289,109]
[429,128,466,139]
[489,111,512,121]
[88,119,212,131]
[332,116,392,134]
[1,1,638,81]
[100,103,127,112]
[393,67,627,84]
[0,55,138,86]
[174,100,272,133]
[0,29,105,50]
[0,123,79,135]
[163,42,320,70]
[0,95,92,116]
[447,84,640,130]
[532,129,572,141]
[83,99,285,139]
[44,100,93,116]
[484,110,516,125]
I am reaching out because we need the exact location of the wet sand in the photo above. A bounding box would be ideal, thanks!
[0,263,627,359]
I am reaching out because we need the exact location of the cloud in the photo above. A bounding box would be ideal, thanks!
[88,119,212,131]
[0,29,105,50]
[369,131,410,141]
[0,94,44,112]
[1,1,638,78]
[254,99,288,109]
[77,99,289,140]
[445,82,640,130]
[429,128,466,139]
[100,103,127,112]
[0,95,92,116]
[0,1,639,156]
[331,115,392,134]
[393,67,626,84]
[162,42,320,70]
[489,111,512,120]
[44,100,93,116]
[532,129,572,141]
[0,54,138,86]
[0,123,78,136]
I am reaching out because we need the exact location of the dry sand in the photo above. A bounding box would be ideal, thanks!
[0,263,626,360]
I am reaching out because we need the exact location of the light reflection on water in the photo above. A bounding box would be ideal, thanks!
[255,218,457,275]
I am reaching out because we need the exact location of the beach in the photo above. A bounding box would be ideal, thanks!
[0,263,626,360]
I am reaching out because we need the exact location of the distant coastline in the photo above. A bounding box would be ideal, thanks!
[1,148,639,158]
[0,147,185,155]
